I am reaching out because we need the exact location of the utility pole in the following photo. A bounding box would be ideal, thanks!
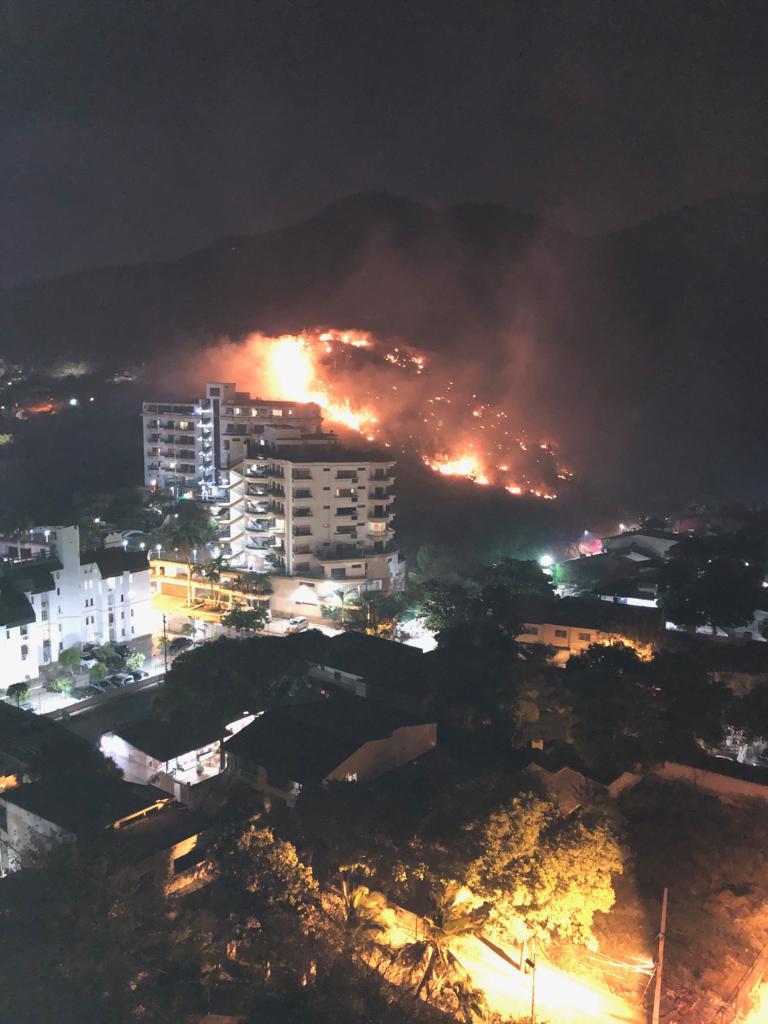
[525,942,536,1024]
[651,887,668,1024]
[162,613,168,674]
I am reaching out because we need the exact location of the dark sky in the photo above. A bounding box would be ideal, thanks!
[3,0,767,284]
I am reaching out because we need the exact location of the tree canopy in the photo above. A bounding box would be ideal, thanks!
[467,791,625,946]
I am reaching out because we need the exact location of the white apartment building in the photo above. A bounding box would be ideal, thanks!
[0,526,152,689]
[143,381,403,618]
[142,382,322,495]
[220,437,401,617]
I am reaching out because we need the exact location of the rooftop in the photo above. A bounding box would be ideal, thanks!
[516,595,665,644]
[227,694,423,783]
[80,547,150,578]
[0,557,61,595]
[0,703,87,770]
[1,779,168,836]
[264,445,394,464]
[312,631,422,683]
[0,578,35,629]
[112,714,225,762]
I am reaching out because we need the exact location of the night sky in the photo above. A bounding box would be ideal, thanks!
[4,0,767,284]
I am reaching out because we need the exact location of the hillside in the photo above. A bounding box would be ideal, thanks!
[2,190,767,501]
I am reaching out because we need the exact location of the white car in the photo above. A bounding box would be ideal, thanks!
[286,616,309,633]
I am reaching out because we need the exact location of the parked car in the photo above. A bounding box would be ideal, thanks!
[72,685,105,700]
[129,669,150,682]
[112,671,134,684]
[286,616,309,633]
[80,654,99,669]
[170,636,195,653]
[114,643,132,658]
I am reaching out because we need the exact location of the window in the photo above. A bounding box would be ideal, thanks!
[554,629,568,639]
[41,610,48,622]
[578,632,591,642]
[20,644,29,661]
[20,625,28,639]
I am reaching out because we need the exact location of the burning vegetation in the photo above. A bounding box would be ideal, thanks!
[205,328,572,499]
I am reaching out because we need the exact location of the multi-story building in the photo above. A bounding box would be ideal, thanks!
[215,428,402,618]
[0,526,152,688]
[142,383,322,495]
[143,382,403,620]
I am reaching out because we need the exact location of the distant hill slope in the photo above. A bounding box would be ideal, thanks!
[2,190,767,500]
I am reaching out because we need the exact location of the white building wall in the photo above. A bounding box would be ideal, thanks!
[0,526,153,688]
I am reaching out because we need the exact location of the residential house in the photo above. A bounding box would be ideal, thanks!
[100,712,255,799]
[0,777,169,875]
[515,596,665,662]
[307,631,426,709]
[226,694,437,806]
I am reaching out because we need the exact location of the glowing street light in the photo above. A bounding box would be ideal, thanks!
[538,554,554,569]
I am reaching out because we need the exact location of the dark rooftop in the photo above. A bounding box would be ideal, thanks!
[312,631,422,683]
[0,779,168,836]
[0,703,87,771]
[1,557,61,596]
[112,713,225,762]
[226,694,423,783]
[515,596,665,645]
[80,547,150,578]
[0,578,35,629]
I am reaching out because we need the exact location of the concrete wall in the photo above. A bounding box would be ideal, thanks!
[652,761,768,804]
[308,663,367,696]
[326,723,437,783]
[0,798,72,874]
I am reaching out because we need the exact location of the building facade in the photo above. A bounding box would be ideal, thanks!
[144,381,403,616]
[142,382,322,495]
[0,526,153,688]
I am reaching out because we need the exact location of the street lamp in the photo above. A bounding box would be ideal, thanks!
[162,613,168,674]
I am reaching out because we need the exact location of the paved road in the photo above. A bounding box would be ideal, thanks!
[386,906,645,1024]
[60,680,162,743]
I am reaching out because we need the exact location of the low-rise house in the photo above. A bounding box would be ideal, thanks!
[0,702,88,787]
[602,528,680,561]
[0,778,169,875]
[100,712,255,799]
[515,596,665,662]
[307,631,426,709]
[226,694,437,806]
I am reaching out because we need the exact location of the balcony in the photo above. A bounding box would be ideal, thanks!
[246,518,276,533]
[262,466,284,478]
[247,484,268,498]
[246,501,268,515]
[316,541,397,562]
[293,489,312,499]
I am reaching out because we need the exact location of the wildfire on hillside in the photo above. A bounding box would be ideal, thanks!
[214,329,573,499]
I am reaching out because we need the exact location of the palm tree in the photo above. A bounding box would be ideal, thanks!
[396,883,488,1019]
[160,505,218,606]
[339,877,388,942]
[193,555,225,608]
